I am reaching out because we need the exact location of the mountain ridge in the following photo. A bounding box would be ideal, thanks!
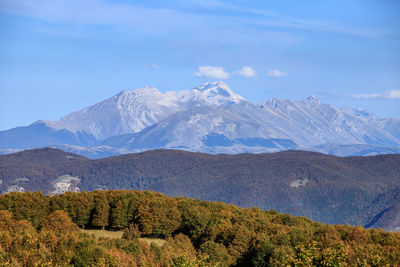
[1,81,399,158]
[0,147,399,231]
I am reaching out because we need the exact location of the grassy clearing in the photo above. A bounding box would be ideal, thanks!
[80,229,166,247]
[81,229,123,239]
[140,237,166,247]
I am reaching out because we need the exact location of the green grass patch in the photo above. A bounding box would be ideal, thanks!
[80,229,166,247]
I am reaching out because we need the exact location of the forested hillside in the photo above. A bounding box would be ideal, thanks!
[1,190,400,266]
[1,148,400,230]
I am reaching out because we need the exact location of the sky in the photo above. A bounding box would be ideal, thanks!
[0,0,399,130]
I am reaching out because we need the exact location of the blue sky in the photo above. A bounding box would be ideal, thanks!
[0,0,399,130]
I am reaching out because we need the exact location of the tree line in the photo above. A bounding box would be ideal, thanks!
[0,190,399,266]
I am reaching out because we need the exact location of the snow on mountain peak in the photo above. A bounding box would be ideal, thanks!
[190,81,246,105]
[52,82,250,140]
[131,86,161,95]
[115,86,163,99]
[24,81,400,151]
[195,81,230,91]
[117,89,129,95]
[2,81,400,157]
[53,85,184,140]
[262,96,321,110]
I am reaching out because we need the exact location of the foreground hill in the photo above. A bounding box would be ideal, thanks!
[0,190,399,266]
[1,148,399,231]
[1,81,400,157]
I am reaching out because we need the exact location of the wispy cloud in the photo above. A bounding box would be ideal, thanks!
[352,93,382,99]
[235,66,257,77]
[353,90,400,100]
[0,0,384,39]
[172,1,383,38]
[267,69,287,77]
[194,66,230,79]
[0,0,206,37]
[149,64,160,69]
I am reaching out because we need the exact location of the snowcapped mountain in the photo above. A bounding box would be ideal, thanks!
[0,81,399,157]
[44,81,246,140]
[48,87,183,140]
[122,105,295,151]
[181,81,246,106]
[257,96,399,147]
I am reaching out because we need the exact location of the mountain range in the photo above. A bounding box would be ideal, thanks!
[1,81,399,158]
[1,147,399,231]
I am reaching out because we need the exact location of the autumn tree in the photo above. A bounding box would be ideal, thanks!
[41,210,79,234]
[161,234,197,266]
[199,240,232,266]
[135,196,181,237]
[0,210,14,231]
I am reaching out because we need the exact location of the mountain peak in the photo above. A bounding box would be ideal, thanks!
[262,97,283,108]
[113,87,163,104]
[114,89,130,99]
[192,81,246,104]
[305,95,320,104]
[131,86,161,95]
[5,81,399,155]
[196,81,230,91]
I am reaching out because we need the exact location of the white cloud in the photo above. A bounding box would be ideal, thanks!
[267,69,287,77]
[194,66,230,79]
[352,90,400,100]
[235,66,257,77]
[383,90,400,99]
[352,93,381,99]
[149,64,160,69]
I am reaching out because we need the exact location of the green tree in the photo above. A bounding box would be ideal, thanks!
[251,242,275,267]
[91,192,110,230]
[199,240,231,266]
[110,199,129,229]
[75,191,93,228]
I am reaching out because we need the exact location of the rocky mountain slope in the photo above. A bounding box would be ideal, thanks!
[0,81,399,157]
[1,148,399,231]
